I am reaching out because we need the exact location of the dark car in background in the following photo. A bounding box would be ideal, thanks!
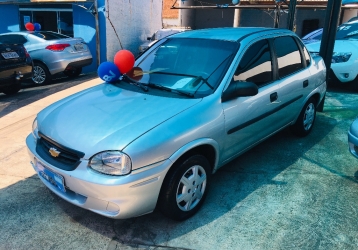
[0,31,92,85]
[302,28,323,44]
[0,42,33,95]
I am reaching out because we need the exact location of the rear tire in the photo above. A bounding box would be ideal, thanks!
[158,154,211,221]
[291,97,316,137]
[2,81,21,95]
[32,62,51,85]
[64,67,82,78]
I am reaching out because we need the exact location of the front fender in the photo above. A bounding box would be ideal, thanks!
[168,138,220,174]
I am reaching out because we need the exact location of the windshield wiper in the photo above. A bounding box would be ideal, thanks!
[145,83,194,98]
[120,74,148,92]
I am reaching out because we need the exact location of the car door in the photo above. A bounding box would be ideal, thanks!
[221,38,284,163]
[272,36,313,125]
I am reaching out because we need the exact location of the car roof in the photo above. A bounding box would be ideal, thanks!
[0,31,60,36]
[170,27,295,42]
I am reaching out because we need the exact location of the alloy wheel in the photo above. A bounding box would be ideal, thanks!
[32,65,46,84]
[176,164,207,211]
[303,103,315,131]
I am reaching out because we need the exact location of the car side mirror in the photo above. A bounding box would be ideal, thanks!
[221,81,258,102]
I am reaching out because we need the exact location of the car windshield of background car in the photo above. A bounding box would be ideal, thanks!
[336,23,358,40]
[135,38,238,96]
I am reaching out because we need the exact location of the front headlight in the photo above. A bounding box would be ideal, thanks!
[89,151,132,176]
[32,118,39,139]
[332,52,352,63]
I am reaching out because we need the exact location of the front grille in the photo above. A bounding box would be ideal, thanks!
[36,132,85,171]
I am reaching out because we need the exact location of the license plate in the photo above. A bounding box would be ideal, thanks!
[74,44,85,51]
[36,161,66,193]
[1,51,19,59]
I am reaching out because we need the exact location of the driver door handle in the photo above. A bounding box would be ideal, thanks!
[270,92,278,102]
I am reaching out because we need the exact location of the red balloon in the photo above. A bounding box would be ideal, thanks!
[127,67,143,81]
[25,22,35,31]
[114,50,135,74]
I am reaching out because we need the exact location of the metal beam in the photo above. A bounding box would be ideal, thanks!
[287,0,297,30]
[319,0,342,73]
[170,5,358,10]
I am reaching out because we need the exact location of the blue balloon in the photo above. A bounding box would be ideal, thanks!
[97,62,121,83]
[34,23,41,31]
[232,0,240,4]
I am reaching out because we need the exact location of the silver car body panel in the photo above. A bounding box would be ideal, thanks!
[348,118,358,159]
[26,28,327,219]
[0,31,92,75]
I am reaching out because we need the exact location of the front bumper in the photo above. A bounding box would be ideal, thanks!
[26,134,172,219]
[331,61,358,83]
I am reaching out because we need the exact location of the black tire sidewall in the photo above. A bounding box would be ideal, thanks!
[2,80,21,95]
[158,154,211,221]
[291,97,316,137]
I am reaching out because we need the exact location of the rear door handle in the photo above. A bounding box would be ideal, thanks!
[270,92,278,102]
[303,80,309,88]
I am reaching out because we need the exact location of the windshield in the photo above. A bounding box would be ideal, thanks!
[133,38,238,97]
[336,22,358,40]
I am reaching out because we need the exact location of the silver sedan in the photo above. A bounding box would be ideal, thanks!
[26,27,326,221]
[0,31,92,85]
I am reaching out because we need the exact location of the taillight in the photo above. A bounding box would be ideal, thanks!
[24,48,30,58]
[45,44,70,51]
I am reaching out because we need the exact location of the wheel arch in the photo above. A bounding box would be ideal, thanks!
[292,92,322,124]
[168,138,219,175]
[32,59,49,70]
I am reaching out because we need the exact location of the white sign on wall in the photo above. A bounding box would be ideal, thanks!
[24,16,30,25]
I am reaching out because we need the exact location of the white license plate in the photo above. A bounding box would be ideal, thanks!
[36,160,66,193]
[1,51,19,59]
[74,44,85,51]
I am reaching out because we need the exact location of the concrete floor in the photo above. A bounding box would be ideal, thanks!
[0,80,358,250]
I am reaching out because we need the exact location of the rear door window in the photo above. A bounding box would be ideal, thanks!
[0,35,27,44]
[273,36,303,78]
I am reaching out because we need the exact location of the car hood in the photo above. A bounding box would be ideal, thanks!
[306,39,358,52]
[38,83,201,159]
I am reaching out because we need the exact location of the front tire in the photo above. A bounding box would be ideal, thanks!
[158,154,211,221]
[291,97,316,137]
[32,62,51,85]
[2,80,21,95]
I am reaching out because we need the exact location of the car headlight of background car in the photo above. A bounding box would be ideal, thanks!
[331,52,352,63]
[89,151,132,176]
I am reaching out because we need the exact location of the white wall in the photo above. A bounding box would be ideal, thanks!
[342,9,358,23]
[105,0,162,59]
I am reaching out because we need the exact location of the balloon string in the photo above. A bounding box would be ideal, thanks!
[106,0,124,50]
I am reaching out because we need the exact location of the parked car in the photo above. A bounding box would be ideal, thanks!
[0,42,32,95]
[302,28,323,44]
[139,28,190,53]
[306,20,358,84]
[348,117,358,159]
[0,31,92,85]
[26,27,326,221]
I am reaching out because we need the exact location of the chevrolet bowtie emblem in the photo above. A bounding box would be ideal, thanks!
[49,147,61,157]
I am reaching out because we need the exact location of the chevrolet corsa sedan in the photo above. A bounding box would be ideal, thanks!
[26,28,327,221]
